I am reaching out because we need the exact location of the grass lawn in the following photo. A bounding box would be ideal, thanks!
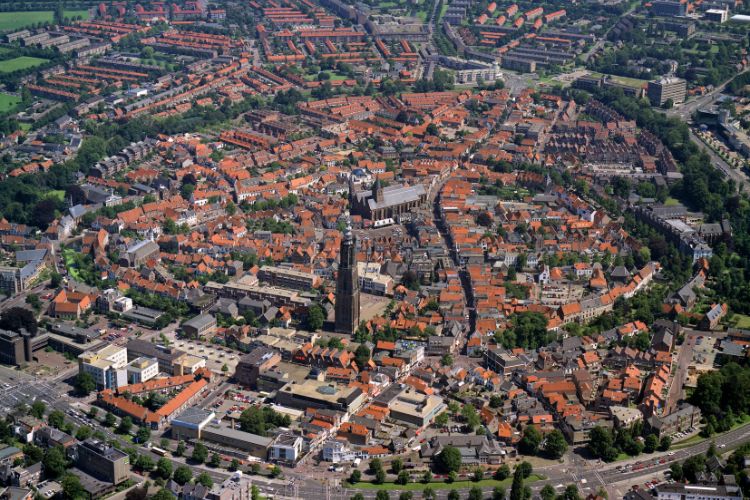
[0,47,12,54]
[438,2,448,21]
[46,190,66,202]
[349,474,544,491]
[730,313,750,329]
[664,196,681,206]
[0,93,20,113]
[673,416,750,450]
[0,11,53,31]
[0,56,49,73]
[378,1,397,7]
[0,10,88,31]
[416,10,428,22]
[64,9,90,20]
[614,452,631,462]
[589,72,647,89]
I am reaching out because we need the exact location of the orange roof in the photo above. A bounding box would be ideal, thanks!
[156,378,207,417]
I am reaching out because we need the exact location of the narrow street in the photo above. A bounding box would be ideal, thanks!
[432,182,476,335]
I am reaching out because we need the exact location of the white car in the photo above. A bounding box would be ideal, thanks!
[668,451,676,456]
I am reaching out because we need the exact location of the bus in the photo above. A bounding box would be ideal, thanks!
[151,447,168,457]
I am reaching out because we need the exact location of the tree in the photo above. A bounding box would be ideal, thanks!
[173,465,193,485]
[682,455,706,482]
[447,471,457,483]
[135,455,154,472]
[540,484,556,500]
[392,458,404,474]
[426,123,440,136]
[209,452,222,467]
[26,294,41,311]
[447,491,460,500]
[156,458,173,479]
[117,416,133,435]
[469,487,483,500]
[440,354,453,366]
[74,372,96,396]
[422,470,432,483]
[509,469,525,500]
[396,470,410,485]
[351,495,365,500]
[376,491,390,500]
[0,307,37,335]
[354,344,371,369]
[62,474,86,499]
[30,401,46,418]
[588,426,619,462]
[251,486,260,500]
[490,395,503,408]
[544,430,568,459]
[374,468,386,484]
[423,487,435,499]
[104,412,116,427]
[496,312,551,350]
[48,410,65,429]
[670,462,684,481]
[196,472,214,487]
[517,461,533,479]
[472,467,484,481]
[75,426,92,441]
[192,442,208,463]
[519,426,542,455]
[494,464,511,480]
[659,436,672,452]
[151,489,175,500]
[136,426,151,444]
[175,441,186,457]
[644,434,659,453]
[493,487,506,500]
[461,404,480,431]
[435,445,462,473]
[50,271,63,289]
[350,469,362,483]
[230,458,240,472]
[306,305,325,331]
[87,407,98,419]
[370,458,383,474]
[43,447,68,478]
[435,412,449,428]
[561,485,581,500]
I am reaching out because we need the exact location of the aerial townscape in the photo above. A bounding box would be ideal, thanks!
[3,2,750,500]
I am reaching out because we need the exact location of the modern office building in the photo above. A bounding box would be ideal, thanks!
[125,357,159,384]
[75,439,130,485]
[647,77,687,106]
[78,344,128,390]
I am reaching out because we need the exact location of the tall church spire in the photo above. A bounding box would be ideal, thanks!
[335,215,360,334]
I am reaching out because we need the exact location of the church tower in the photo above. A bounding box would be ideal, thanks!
[335,219,360,334]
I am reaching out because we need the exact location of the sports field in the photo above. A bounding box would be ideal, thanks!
[0,56,49,73]
[0,9,89,31]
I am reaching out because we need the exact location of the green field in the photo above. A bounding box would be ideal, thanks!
[349,474,543,492]
[0,56,49,73]
[731,313,750,329]
[0,93,20,113]
[589,72,648,89]
[0,10,89,31]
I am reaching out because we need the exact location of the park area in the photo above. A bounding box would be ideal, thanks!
[0,93,20,113]
[0,10,89,31]
[0,56,49,73]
